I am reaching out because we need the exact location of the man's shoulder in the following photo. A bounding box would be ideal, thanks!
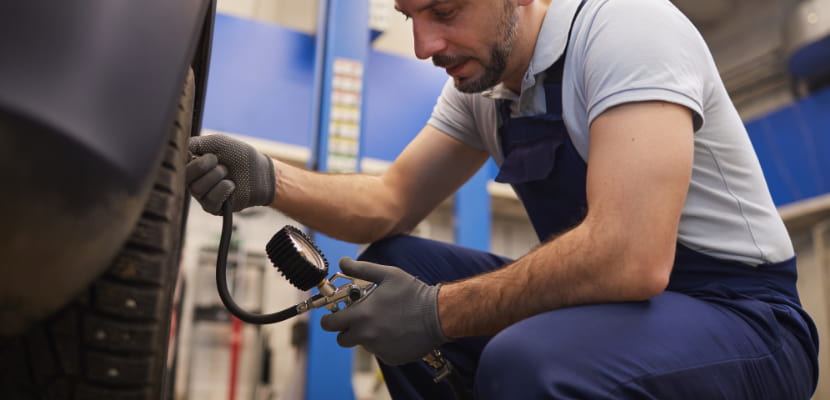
[572,0,696,38]
[567,0,710,69]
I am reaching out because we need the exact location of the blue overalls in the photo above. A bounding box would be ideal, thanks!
[358,13,819,400]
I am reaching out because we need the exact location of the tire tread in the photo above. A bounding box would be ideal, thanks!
[1,69,195,399]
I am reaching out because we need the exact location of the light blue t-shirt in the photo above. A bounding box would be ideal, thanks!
[428,0,793,265]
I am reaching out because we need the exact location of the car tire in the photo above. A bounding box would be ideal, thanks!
[0,68,195,400]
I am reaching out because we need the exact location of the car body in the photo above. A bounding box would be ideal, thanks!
[0,1,216,398]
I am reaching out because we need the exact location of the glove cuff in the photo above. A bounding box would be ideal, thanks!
[256,154,277,207]
[427,283,451,344]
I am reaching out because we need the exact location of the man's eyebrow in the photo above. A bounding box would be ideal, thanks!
[394,0,447,16]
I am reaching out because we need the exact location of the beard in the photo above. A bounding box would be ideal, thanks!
[433,2,519,93]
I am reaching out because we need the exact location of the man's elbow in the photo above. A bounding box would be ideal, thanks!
[332,210,404,244]
[634,266,671,300]
[625,251,673,301]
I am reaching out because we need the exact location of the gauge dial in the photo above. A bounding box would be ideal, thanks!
[266,225,329,291]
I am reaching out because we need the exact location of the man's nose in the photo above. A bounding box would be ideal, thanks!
[412,19,447,60]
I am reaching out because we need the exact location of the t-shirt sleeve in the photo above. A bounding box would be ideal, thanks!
[427,78,486,149]
[577,0,706,131]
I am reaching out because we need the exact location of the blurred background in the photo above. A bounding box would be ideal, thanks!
[173,0,830,399]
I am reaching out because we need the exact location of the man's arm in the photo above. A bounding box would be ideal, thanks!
[438,101,694,337]
[271,125,489,243]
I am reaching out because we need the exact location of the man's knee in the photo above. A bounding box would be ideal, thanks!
[357,235,419,266]
[358,235,510,285]
[356,235,450,283]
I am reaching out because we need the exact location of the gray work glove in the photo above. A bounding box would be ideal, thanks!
[320,258,450,366]
[186,134,276,215]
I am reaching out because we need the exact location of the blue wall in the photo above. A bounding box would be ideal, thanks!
[362,51,447,160]
[203,13,447,160]
[203,14,316,147]
[745,88,830,206]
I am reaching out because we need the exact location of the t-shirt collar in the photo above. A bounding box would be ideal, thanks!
[482,0,583,100]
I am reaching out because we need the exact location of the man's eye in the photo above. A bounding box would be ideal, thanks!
[433,9,456,20]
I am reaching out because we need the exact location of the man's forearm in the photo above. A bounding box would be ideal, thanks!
[264,127,490,245]
[437,221,669,338]
[269,159,405,243]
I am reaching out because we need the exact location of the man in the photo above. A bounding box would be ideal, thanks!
[187,0,819,398]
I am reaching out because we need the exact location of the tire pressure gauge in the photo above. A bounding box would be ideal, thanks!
[265,225,329,291]
[264,225,374,310]
[213,209,463,398]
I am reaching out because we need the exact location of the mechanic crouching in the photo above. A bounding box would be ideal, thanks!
[185,0,819,398]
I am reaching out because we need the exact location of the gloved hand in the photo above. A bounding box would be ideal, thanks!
[186,134,276,215]
[320,258,450,366]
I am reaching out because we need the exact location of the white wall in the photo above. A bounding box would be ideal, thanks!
[216,0,318,33]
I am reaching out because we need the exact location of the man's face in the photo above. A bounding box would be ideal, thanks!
[395,0,519,93]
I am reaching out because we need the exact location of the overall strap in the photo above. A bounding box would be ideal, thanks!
[498,0,586,123]
[493,0,591,240]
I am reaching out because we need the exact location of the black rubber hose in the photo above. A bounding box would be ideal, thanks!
[216,201,299,324]
[216,202,467,400]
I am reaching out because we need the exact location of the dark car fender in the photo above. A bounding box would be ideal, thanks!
[0,0,215,335]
